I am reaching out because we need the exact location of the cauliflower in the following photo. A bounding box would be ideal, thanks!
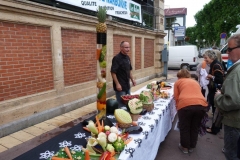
[108,133,117,143]
[110,126,118,134]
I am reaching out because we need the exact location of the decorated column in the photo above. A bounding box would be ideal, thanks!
[96,6,107,119]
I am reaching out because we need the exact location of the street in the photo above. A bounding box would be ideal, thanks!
[154,68,225,160]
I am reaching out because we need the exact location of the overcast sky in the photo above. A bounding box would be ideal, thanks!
[164,0,211,27]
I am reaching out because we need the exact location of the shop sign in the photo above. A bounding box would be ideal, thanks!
[56,0,142,22]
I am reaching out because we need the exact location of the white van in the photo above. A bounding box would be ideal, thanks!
[168,45,199,70]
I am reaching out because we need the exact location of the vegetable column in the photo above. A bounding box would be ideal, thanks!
[96,6,107,119]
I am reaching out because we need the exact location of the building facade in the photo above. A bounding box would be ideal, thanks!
[0,0,166,137]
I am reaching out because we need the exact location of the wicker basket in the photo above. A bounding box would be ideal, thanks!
[143,103,154,112]
[130,114,141,121]
[117,122,132,128]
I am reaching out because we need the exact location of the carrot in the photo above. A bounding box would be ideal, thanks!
[102,119,104,127]
[84,149,90,160]
[64,147,73,160]
[96,116,101,127]
[83,127,90,132]
[96,49,101,60]
[96,116,103,132]
[110,157,116,160]
[132,121,138,126]
[51,157,71,160]
[124,137,133,144]
[110,151,116,157]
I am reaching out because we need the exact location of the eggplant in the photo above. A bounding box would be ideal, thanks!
[125,126,143,134]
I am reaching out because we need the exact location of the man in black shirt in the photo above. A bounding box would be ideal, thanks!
[111,41,136,107]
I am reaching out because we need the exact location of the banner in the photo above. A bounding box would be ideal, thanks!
[56,0,142,23]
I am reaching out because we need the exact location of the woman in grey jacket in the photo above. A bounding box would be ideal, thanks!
[214,33,240,160]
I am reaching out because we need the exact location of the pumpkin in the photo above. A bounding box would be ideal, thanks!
[106,98,119,114]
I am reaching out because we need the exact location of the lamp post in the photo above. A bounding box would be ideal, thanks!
[195,39,199,50]
[202,39,206,48]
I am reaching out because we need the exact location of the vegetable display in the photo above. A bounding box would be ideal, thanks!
[96,6,107,119]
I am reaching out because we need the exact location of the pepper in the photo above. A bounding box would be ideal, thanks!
[113,137,125,152]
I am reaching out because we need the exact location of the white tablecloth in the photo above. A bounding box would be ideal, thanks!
[118,83,177,160]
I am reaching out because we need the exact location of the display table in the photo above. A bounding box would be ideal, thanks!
[14,83,176,160]
[117,83,176,160]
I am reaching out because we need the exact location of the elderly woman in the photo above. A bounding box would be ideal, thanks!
[203,50,224,134]
[174,69,208,154]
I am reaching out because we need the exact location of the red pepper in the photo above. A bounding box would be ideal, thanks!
[100,151,112,160]
[121,132,129,140]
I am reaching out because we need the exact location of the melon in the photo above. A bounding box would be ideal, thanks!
[139,90,153,104]
[128,98,143,114]
[114,109,132,124]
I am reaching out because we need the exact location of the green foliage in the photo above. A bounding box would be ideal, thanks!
[96,6,107,23]
[186,0,240,47]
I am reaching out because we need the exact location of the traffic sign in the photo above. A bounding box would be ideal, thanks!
[174,26,185,37]
[220,32,227,39]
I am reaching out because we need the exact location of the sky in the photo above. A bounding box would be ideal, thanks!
[164,0,211,28]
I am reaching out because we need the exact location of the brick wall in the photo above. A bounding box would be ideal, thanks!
[113,35,131,57]
[61,29,96,86]
[135,37,141,70]
[0,21,53,101]
[144,38,154,68]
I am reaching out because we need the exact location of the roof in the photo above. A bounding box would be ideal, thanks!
[164,8,187,16]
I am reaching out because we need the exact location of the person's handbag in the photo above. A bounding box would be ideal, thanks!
[208,78,216,90]
[213,107,223,128]
[208,63,224,90]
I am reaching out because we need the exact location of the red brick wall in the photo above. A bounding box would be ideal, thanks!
[135,37,141,70]
[113,35,131,58]
[61,29,96,86]
[0,22,53,102]
[144,38,154,68]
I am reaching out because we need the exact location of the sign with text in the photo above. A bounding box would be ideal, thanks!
[174,26,185,37]
[56,0,142,22]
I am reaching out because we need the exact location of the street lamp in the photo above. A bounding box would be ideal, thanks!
[195,39,198,50]
[202,39,206,47]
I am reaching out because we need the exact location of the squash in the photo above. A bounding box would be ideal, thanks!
[106,99,118,114]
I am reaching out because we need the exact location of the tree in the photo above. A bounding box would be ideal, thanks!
[186,0,240,47]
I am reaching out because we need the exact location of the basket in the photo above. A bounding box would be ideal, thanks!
[143,103,154,112]
[130,114,141,121]
[117,122,132,128]
[121,95,139,105]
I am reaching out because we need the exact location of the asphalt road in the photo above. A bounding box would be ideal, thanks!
[154,69,225,160]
